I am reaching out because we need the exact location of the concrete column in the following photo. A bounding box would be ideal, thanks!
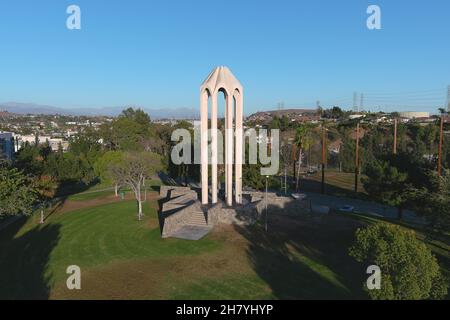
[200,90,209,205]
[211,93,218,204]
[225,93,233,206]
[224,94,228,201]
[235,91,243,204]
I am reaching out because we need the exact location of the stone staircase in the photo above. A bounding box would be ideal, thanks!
[160,186,257,240]
[185,210,208,227]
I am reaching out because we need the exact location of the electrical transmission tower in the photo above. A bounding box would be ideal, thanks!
[447,85,450,112]
[353,92,359,112]
[360,93,364,112]
[277,101,285,110]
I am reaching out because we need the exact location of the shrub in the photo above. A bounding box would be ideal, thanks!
[349,223,448,300]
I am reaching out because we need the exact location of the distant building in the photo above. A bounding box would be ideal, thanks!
[349,114,365,120]
[398,111,430,119]
[0,132,14,160]
[14,134,69,152]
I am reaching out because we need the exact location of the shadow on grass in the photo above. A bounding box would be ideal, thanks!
[299,177,369,200]
[55,179,99,198]
[234,201,368,299]
[0,216,61,299]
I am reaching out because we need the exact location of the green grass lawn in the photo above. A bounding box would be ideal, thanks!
[0,200,222,299]
[301,170,368,199]
[0,189,447,300]
[66,189,117,201]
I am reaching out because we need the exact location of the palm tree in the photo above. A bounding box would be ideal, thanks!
[294,124,314,192]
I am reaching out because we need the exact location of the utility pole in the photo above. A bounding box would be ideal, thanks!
[321,124,326,194]
[393,118,398,155]
[292,144,297,185]
[438,116,444,176]
[265,176,268,232]
[355,122,360,193]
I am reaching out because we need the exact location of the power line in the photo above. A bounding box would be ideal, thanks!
[362,88,444,95]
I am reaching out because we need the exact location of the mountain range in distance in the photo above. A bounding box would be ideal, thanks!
[0,102,200,119]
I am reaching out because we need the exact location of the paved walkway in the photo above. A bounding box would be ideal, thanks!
[303,191,426,224]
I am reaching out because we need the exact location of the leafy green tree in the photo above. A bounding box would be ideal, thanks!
[349,223,447,300]
[94,151,125,196]
[33,175,58,224]
[331,106,344,119]
[294,123,314,191]
[268,116,281,130]
[106,108,154,151]
[15,143,46,176]
[363,159,412,219]
[0,165,37,217]
[412,172,450,232]
[280,115,290,131]
[339,135,356,173]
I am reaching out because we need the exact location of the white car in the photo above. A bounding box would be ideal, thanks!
[291,193,307,200]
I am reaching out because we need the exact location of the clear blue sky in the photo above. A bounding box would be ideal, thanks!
[0,0,449,114]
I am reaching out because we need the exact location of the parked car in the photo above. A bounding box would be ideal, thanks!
[291,193,307,200]
[337,205,355,213]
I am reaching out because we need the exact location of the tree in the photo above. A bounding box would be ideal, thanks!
[280,143,293,194]
[33,175,58,224]
[280,115,290,131]
[349,223,447,300]
[94,151,125,196]
[0,165,37,217]
[362,159,411,219]
[438,107,447,115]
[109,152,162,220]
[106,108,153,151]
[412,172,450,233]
[331,106,344,119]
[268,116,281,130]
[294,124,313,191]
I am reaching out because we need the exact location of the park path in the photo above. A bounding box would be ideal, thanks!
[303,191,426,224]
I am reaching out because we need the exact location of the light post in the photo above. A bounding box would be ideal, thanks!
[321,123,327,194]
[284,167,287,195]
[265,175,269,232]
[438,116,444,176]
[355,122,360,193]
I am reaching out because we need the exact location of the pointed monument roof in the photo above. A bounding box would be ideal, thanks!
[200,66,243,95]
